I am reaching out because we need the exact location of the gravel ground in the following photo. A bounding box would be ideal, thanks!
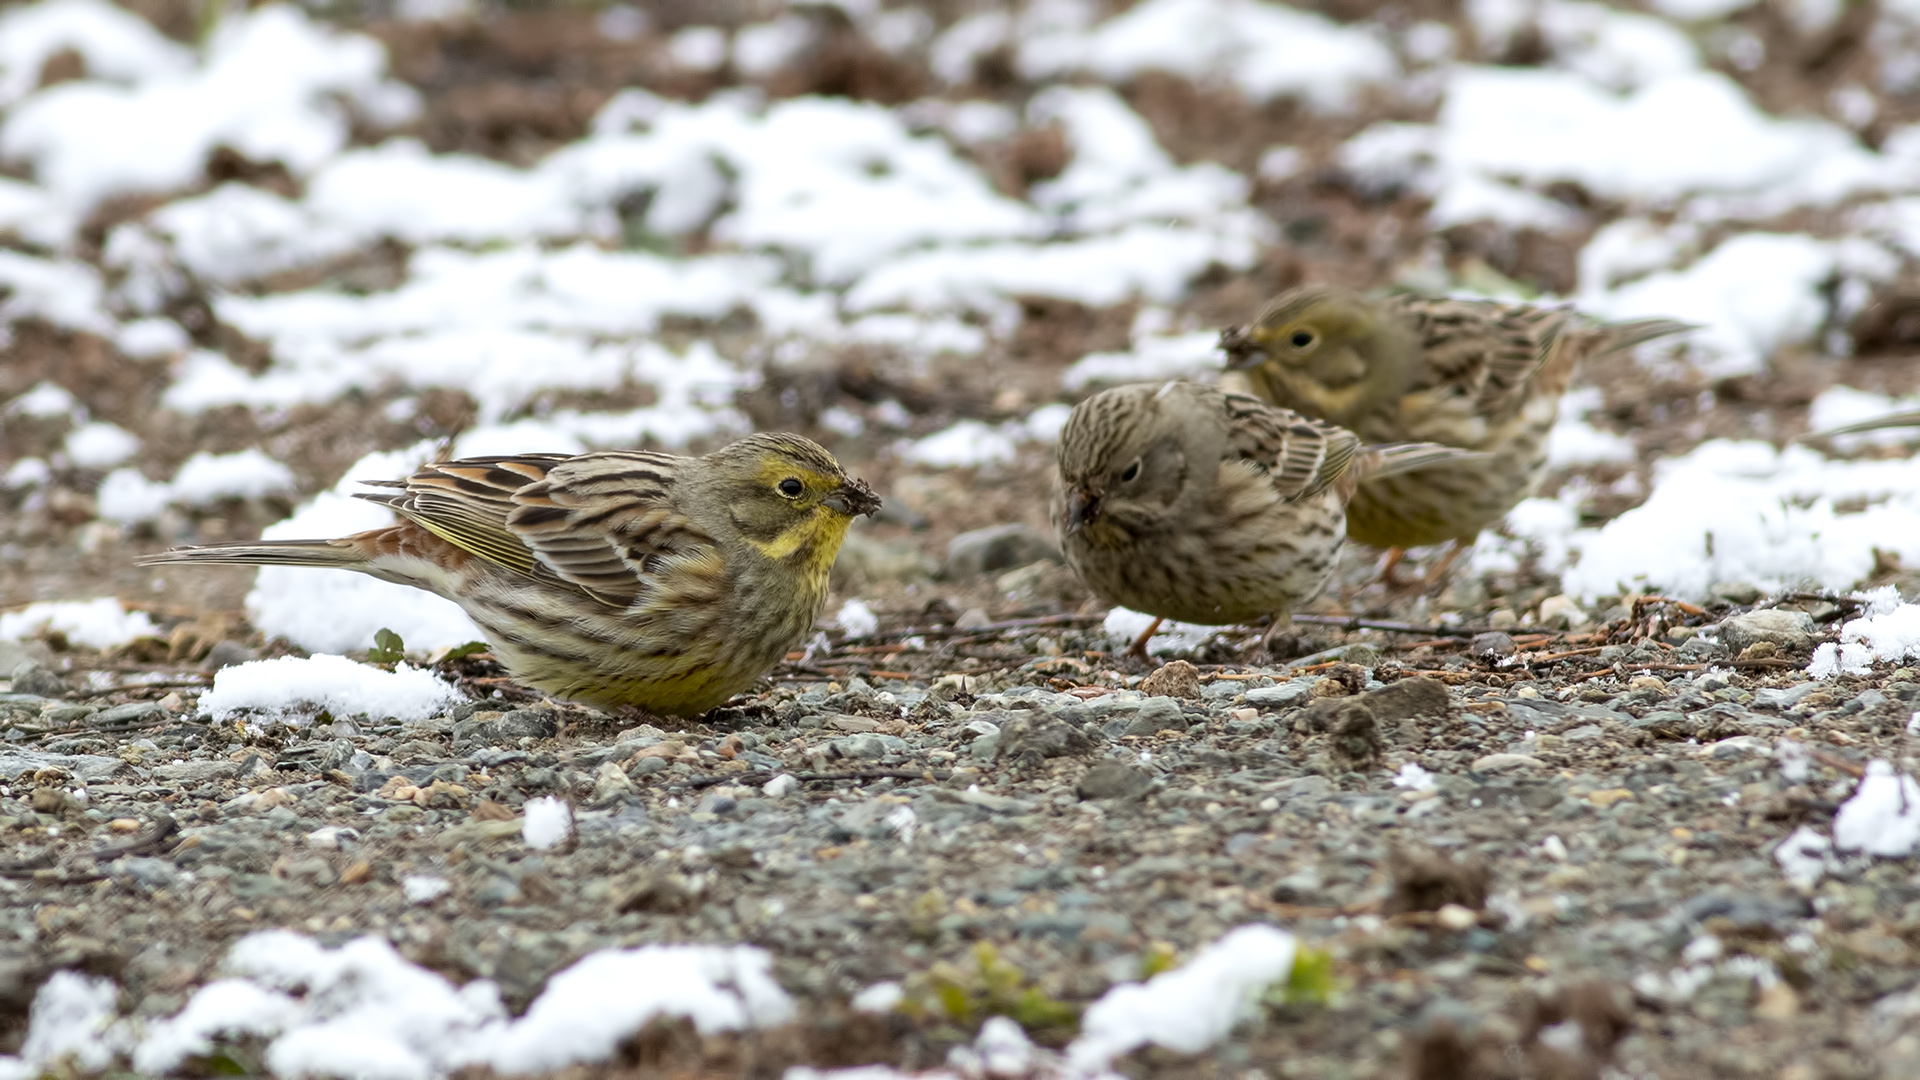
[5,590,1920,1077]
[7,0,1920,1076]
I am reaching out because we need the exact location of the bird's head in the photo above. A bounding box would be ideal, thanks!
[1055,383,1194,546]
[1221,286,1409,423]
[711,433,881,573]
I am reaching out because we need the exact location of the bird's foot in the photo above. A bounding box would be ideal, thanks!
[1124,617,1165,663]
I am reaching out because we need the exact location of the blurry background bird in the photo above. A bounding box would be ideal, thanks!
[138,433,880,718]
[1053,380,1480,658]
[1220,285,1690,588]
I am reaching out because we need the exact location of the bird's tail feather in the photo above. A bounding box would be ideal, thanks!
[135,539,366,569]
[1358,443,1493,481]
[1800,409,1920,440]
[1598,317,1694,353]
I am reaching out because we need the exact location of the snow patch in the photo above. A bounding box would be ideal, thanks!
[97,450,296,523]
[1832,761,1920,857]
[1809,599,1920,676]
[0,598,156,650]
[242,446,484,655]
[1102,606,1223,657]
[197,655,461,724]
[1067,923,1297,1072]
[521,796,573,851]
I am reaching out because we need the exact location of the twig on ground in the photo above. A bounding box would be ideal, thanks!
[0,812,176,879]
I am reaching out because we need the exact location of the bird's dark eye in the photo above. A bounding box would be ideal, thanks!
[777,478,803,497]
[1290,330,1315,349]
[1119,460,1141,483]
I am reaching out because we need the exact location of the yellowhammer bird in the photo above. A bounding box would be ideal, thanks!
[1053,380,1479,658]
[138,433,881,717]
[1219,285,1689,586]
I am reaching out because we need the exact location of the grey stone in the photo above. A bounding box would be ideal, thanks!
[956,788,1037,814]
[41,704,96,725]
[453,709,557,745]
[1710,581,1764,605]
[829,733,895,759]
[93,701,165,726]
[109,856,180,892]
[1679,635,1729,660]
[998,712,1093,762]
[0,750,125,783]
[1114,696,1186,738]
[152,760,239,785]
[315,739,356,772]
[496,709,558,738]
[1076,762,1152,801]
[942,523,1060,579]
[1242,682,1312,709]
[1470,631,1517,659]
[1705,735,1771,759]
[1471,753,1546,773]
[1717,609,1816,654]
[0,640,51,676]
[1083,691,1146,717]
[1361,677,1453,724]
[1272,775,1333,802]
[202,641,258,671]
[10,664,69,698]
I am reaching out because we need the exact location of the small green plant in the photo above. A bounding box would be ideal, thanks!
[900,942,1080,1035]
[432,640,492,663]
[1263,944,1338,1010]
[1140,940,1179,979]
[367,628,406,665]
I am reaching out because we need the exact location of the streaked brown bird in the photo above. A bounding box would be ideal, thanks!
[138,433,881,717]
[1052,380,1478,658]
[1220,285,1689,586]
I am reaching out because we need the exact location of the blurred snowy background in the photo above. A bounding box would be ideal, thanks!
[4,0,1920,658]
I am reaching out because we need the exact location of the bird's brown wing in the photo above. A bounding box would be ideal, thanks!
[359,451,717,608]
[1384,294,1576,421]
[1217,390,1362,501]
[355,455,568,575]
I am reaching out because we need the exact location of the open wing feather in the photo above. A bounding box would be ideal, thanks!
[355,451,716,609]
[1385,294,1573,421]
[1217,390,1362,501]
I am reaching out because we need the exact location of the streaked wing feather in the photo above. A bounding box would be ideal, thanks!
[1218,391,1361,500]
[354,455,571,575]
[504,452,717,609]
[1387,294,1573,419]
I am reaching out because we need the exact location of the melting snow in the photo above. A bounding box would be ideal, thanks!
[1068,923,1297,1073]
[1102,606,1225,657]
[0,597,156,650]
[0,931,796,1080]
[197,655,461,724]
[98,449,296,523]
[521,796,574,851]
[1809,590,1920,676]
[1832,761,1920,857]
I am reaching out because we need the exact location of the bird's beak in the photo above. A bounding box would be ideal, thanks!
[1064,486,1100,534]
[824,478,883,518]
[1219,325,1263,370]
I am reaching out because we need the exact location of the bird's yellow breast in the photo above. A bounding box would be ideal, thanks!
[748,509,853,595]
